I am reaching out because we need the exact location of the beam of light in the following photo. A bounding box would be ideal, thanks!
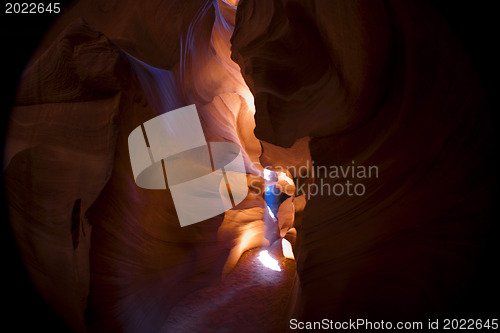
[263,168,272,181]
[266,205,277,221]
[282,238,295,260]
[277,171,294,187]
[263,168,278,182]
[258,250,281,271]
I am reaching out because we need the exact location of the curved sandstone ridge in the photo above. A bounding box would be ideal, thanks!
[4,0,494,331]
[232,0,494,322]
[6,1,296,331]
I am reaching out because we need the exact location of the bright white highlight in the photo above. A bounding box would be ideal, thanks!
[282,238,295,260]
[258,250,281,272]
[266,205,277,221]
[263,168,272,181]
[277,171,294,186]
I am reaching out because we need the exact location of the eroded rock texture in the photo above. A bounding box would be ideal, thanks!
[4,0,495,331]
[5,20,126,331]
[6,1,298,331]
[232,0,494,323]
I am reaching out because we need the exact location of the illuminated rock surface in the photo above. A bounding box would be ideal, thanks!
[231,0,494,322]
[4,0,496,331]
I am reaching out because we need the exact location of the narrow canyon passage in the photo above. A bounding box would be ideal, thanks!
[3,0,496,332]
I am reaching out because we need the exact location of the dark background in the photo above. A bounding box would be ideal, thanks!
[1,1,497,331]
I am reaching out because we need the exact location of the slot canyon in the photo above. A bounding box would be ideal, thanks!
[2,0,497,332]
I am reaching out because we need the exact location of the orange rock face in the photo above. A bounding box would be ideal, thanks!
[231,0,495,323]
[3,0,496,331]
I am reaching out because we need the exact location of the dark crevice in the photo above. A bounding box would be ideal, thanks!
[71,198,81,250]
